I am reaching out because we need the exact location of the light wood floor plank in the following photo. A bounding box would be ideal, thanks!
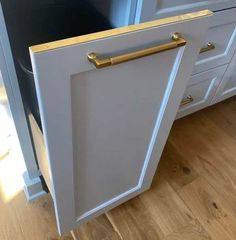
[179,177,236,240]
[2,193,75,240]
[157,141,199,191]
[73,215,121,240]
[106,196,164,240]
[0,192,24,240]
[163,221,212,240]
[139,175,211,239]
[203,96,236,141]
[11,192,73,240]
[168,108,236,216]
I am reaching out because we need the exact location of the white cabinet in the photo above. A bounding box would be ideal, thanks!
[1,0,236,236]
[29,11,211,234]
[177,7,236,117]
[212,50,236,104]
[177,65,227,118]
[133,1,236,117]
[2,0,236,235]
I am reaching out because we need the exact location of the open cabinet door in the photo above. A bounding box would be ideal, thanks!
[29,10,212,234]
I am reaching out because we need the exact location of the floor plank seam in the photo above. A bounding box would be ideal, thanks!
[105,213,123,240]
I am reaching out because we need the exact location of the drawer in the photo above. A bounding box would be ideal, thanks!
[29,11,211,234]
[177,65,227,119]
[193,8,236,74]
[135,0,236,23]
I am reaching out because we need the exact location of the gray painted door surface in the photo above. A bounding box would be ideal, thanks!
[30,11,212,234]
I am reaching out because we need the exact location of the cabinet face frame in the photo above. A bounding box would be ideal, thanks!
[0,4,40,179]
[30,11,212,234]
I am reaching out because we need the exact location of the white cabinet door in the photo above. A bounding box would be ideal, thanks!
[212,50,236,104]
[29,10,211,234]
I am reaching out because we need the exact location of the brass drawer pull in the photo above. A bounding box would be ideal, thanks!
[200,42,215,54]
[181,95,194,106]
[87,32,186,69]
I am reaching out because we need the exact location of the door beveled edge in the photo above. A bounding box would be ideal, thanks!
[30,10,213,54]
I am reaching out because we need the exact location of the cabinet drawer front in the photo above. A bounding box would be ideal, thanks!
[193,8,236,74]
[135,0,236,23]
[177,65,227,118]
[29,11,211,234]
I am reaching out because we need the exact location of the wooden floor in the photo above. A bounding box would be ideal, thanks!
[2,97,236,240]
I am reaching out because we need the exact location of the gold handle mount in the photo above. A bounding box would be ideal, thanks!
[88,32,186,69]
[200,42,215,54]
[181,95,194,106]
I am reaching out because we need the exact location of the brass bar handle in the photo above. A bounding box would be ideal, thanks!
[181,95,194,106]
[200,42,215,54]
[87,32,186,69]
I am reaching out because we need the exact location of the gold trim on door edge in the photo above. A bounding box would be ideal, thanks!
[30,10,212,54]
